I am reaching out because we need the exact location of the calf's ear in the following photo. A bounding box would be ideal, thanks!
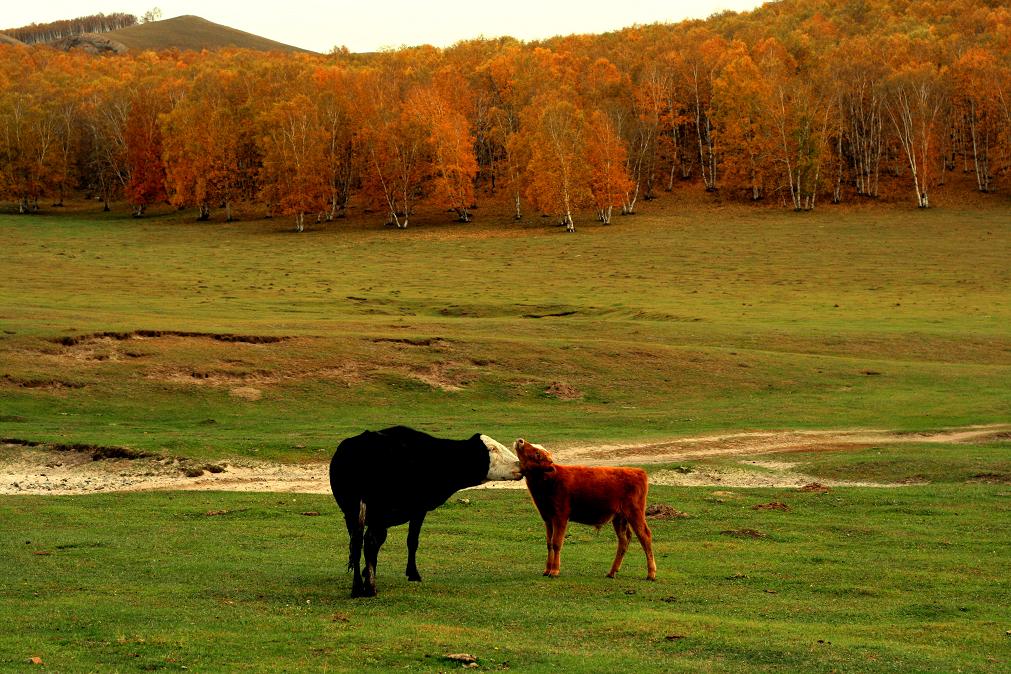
[523,452,555,473]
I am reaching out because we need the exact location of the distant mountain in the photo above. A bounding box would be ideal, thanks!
[103,15,310,53]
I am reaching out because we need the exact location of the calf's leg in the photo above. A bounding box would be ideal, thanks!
[542,519,554,576]
[628,511,657,580]
[362,525,388,597]
[547,519,568,577]
[405,514,426,582]
[607,515,631,578]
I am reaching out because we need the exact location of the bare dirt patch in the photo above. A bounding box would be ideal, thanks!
[646,504,691,519]
[1,378,84,392]
[544,381,582,400]
[229,386,263,401]
[400,363,468,392]
[0,444,328,495]
[51,330,288,347]
[551,425,1011,466]
[721,528,767,539]
[752,502,790,511]
[1,424,1007,496]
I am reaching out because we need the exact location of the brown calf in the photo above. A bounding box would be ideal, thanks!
[514,439,657,580]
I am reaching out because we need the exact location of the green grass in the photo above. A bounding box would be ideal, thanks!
[2,444,1009,672]
[647,439,1011,497]
[2,203,1009,671]
[1,202,1009,460]
[756,439,1011,485]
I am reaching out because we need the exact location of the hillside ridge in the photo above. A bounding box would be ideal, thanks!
[0,33,26,46]
[103,14,310,53]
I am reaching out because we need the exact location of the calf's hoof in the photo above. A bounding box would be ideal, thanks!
[351,586,376,598]
[407,572,422,582]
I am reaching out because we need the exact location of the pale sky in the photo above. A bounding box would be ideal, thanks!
[2,1,766,53]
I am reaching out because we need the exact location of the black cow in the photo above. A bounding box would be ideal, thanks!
[329,426,521,597]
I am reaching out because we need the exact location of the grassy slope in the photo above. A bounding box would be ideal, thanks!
[0,202,1009,460]
[2,443,1009,672]
[106,15,309,53]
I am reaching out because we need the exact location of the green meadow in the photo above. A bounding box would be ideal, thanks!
[2,442,1009,672]
[1,202,1009,672]
[1,203,1008,459]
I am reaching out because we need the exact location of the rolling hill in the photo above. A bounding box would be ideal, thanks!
[104,14,309,53]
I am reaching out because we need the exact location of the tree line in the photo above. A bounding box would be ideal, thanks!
[1,0,1009,230]
[3,13,139,46]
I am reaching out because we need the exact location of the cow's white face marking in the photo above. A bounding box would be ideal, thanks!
[481,435,522,481]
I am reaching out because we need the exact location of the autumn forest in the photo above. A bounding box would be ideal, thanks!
[2,0,1011,230]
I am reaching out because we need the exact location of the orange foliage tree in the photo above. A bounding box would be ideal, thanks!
[313,65,362,221]
[884,58,948,208]
[4,0,1011,219]
[522,98,591,232]
[713,49,776,201]
[950,48,1004,193]
[258,94,330,231]
[78,61,132,212]
[161,57,258,221]
[409,82,478,222]
[355,68,428,229]
[586,111,632,224]
[124,58,174,217]
[0,53,57,212]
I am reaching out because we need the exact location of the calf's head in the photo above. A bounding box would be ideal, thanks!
[513,438,556,475]
[481,435,523,481]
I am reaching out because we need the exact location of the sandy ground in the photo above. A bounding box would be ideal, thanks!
[1,424,1008,496]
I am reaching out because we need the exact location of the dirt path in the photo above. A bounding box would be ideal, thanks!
[2,424,1008,496]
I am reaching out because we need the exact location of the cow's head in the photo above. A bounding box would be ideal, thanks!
[513,438,555,475]
[480,435,522,481]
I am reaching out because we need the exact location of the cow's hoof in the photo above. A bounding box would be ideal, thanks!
[407,573,422,582]
[606,573,616,579]
[352,583,377,598]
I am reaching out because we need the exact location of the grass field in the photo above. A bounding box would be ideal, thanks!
[2,201,1009,672]
[1,201,1008,460]
[2,443,1009,672]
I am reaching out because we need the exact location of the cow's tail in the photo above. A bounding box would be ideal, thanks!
[347,499,365,573]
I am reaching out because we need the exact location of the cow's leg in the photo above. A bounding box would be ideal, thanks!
[608,515,631,578]
[547,518,568,578]
[542,519,555,576]
[362,525,388,597]
[405,514,426,582]
[628,510,657,581]
[343,502,366,597]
